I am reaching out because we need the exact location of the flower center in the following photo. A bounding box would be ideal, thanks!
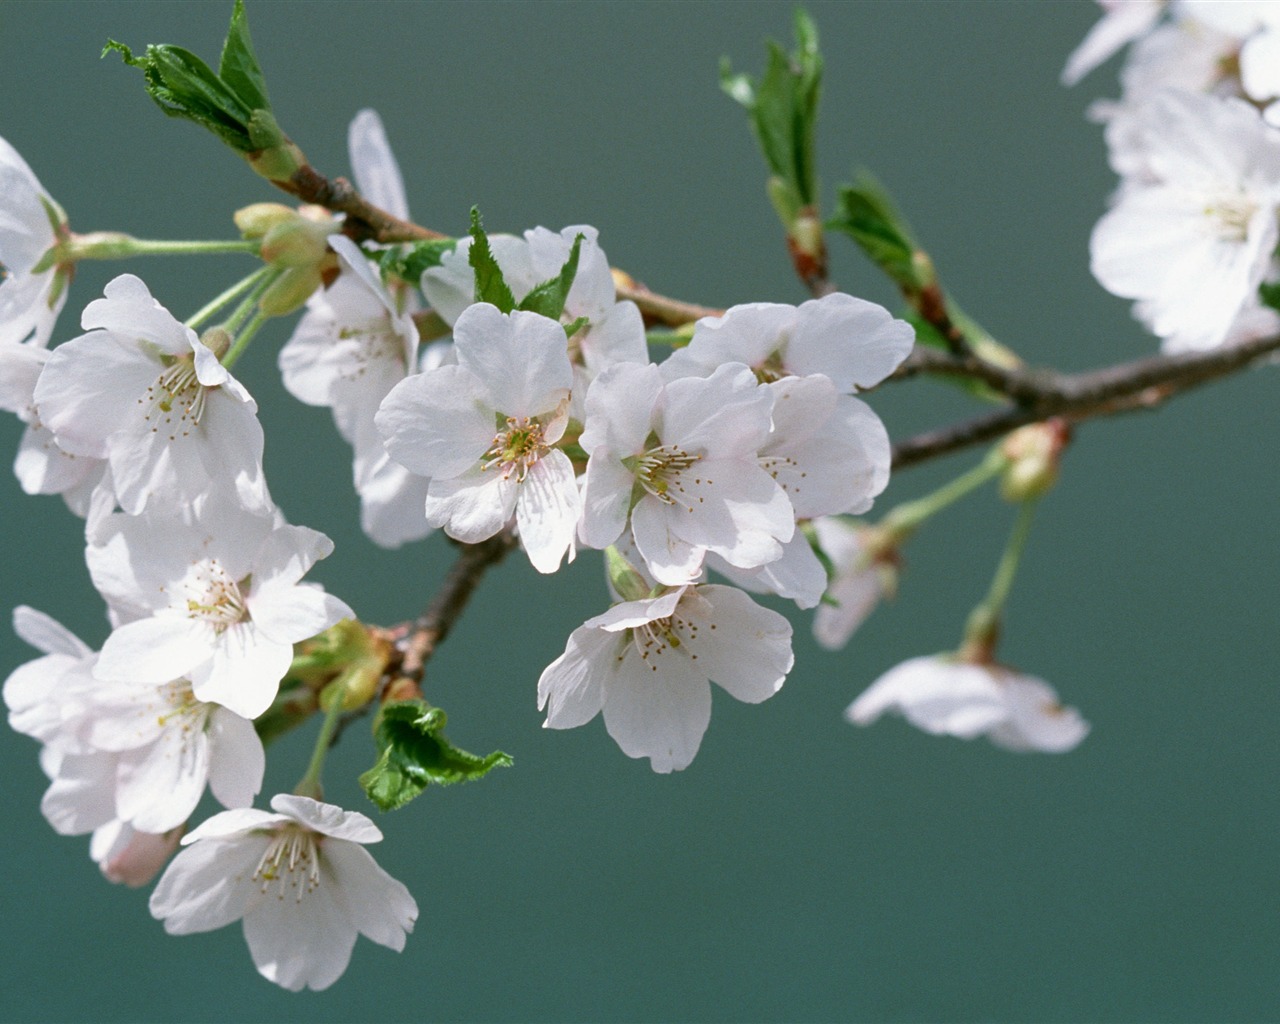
[140,356,209,442]
[1204,191,1258,243]
[253,825,322,902]
[184,559,249,633]
[753,349,788,384]
[627,610,703,671]
[633,443,705,510]
[336,321,406,380]
[482,416,548,482]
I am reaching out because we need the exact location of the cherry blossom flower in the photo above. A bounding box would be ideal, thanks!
[846,655,1089,753]
[149,794,418,992]
[88,499,353,720]
[33,274,269,515]
[0,133,68,348]
[579,361,794,585]
[1090,90,1280,352]
[538,583,793,773]
[659,292,913,394]
[375,302,580,572]
[93,820,183,888]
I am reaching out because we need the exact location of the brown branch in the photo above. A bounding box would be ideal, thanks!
[280,165,447,245]
[393,530,520,683]
[613,278,723,328]
[891,331,1280,468]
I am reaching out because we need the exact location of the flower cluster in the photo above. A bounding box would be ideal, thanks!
[0,119,415,991]
[1066,0,1280,352]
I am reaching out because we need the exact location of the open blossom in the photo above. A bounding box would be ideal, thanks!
[1091,90,1280,353]
[34,274,269,514]
[87,498,353,720]
[538,583,793,773]
[846,655,1089,753]
[375,302,580,573]
[0,133,67,348]
[579,361,793,586]
[149,794,418,992]
[659,292,913,394]
[6,606,265,835]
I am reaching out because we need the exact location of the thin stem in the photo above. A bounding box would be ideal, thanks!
[68,231,259,262]
[295,690,346,800]
[222,310,269,370]
[880,447,1006,540]
[984,498,1037,620]
[185,266,273,331]
[961,498,1038,661]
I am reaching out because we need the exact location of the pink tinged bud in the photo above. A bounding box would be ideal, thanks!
[100,826,184,888]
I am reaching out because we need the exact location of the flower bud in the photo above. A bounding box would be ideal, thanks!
[1000,420,1070,502]
[233,202,295,240]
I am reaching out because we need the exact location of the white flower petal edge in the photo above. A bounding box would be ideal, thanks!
[149,794,417,992]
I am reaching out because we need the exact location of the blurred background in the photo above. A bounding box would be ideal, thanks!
[0,2,1276,1021]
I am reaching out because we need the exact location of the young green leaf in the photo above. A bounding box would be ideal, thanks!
[830,170,926,293]
[359,699,513,812]
[377,238,458,284]
[721,8,823,216]
[105,39,254,150]
[467,207,516,313]
[517,231,584,320]
[218,0,269,113]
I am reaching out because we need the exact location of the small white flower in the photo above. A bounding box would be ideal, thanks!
[660,292,913,394]
[1090,90,1280,352]
[376,302,580,572]
[149,794,418,992]
[579,361,794,585]
[0,133,68,348]
[538,583,793,773]
[34,274,269,514]
[846,655,1089,753]
[88,498,353,720]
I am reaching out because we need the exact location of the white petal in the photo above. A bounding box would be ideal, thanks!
[324,840,417,950]
[244,879,357,992]
[680,585,793,704]
[96,616,215,684]
[537,624,615,729]
[189,623,292,720]
[348,109,410,221]
[515,449,580,573]
[150,835,264,934]
[602,649,711,773]
[207,708,266,808]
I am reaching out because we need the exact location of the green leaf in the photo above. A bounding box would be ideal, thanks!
[359,699,513,812]
[104,3,276,157]
[105,39,253,150]
[517,232,584,320]
[377,238,458,284]
[467,207,516,313]
[1259,280,1280,314]
[218,0,269,112]
[830,170,926,292]
[721,8,823,212]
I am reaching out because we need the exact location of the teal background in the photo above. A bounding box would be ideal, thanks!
[1,1,1277,1020]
